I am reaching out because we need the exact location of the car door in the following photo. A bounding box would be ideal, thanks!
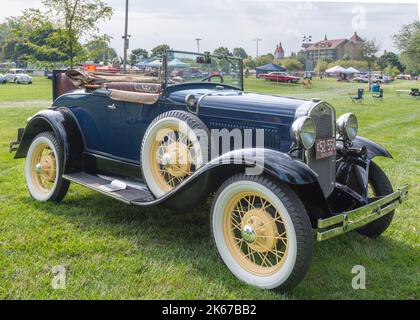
[106,100,161,162]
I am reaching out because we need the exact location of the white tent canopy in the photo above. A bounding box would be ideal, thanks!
[325,65,347,74]
[146,59,162,67]
[345,67,360,74]
[168,58,190,68]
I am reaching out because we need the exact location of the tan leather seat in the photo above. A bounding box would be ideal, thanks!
[109,90,159,105]
[104,82,161,94]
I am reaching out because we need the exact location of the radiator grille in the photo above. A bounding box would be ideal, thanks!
[305,103,336,196]
[209,121,280,150]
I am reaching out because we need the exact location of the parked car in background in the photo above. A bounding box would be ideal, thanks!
[353,74,388,84]
[5,69,32,84]
[259,72,300,83]
[396,74,412,80]
[0,73,6,84]
[352,76,369,83]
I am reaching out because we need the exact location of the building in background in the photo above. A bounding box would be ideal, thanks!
[274,42,285,59]
[300,32,365,67]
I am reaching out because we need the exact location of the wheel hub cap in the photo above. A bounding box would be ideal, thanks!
[35,163,43,174]
[162,142,191,178]
[241,225,256,243]
[242,209,278,253]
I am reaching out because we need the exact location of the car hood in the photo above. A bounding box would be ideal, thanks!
[168,88,314,119]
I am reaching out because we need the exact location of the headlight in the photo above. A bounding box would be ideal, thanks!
[337,113,358,141]
[185,94,197,109]
[290,116,316,149]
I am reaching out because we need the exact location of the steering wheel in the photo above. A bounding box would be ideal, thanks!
[201,74,224,83]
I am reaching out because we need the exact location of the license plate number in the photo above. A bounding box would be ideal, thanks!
[315,138,336,160]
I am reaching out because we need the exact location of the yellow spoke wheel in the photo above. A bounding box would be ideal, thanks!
[25,132,69,202]
[141,111,209,198]
[30,143,57,194]
[212,174,313,290]
[150,126,196,192]
[223,192,288,276]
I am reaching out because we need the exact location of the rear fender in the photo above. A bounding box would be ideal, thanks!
[14,108,84,173]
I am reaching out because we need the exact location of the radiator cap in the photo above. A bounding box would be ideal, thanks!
[311,98,321,102]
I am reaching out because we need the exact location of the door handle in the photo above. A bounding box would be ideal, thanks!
[107,103,118,110]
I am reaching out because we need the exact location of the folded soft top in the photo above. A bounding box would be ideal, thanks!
[66,70,160,88]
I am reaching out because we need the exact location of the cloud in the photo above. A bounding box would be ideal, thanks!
[1,0,418,57]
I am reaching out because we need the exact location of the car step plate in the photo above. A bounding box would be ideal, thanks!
[63,172,155,204]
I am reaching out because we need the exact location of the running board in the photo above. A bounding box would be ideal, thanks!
[63,172,155,204]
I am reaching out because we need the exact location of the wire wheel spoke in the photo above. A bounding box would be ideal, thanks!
[226,192,288,273]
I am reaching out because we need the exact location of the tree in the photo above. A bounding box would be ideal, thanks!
[327,59,370,71]
[213,47,232,57]
[129,48,148,65]
[255,54,273,67]
[394,21,420,74]
[384,65,400,77]
[151,44,170,57]
[84,34,117,65]
[377,51,403,72]
[393,21,420,51]
[361,39,379,90]
[243,57,256,70]
[315,59,329,73]
[233,47,248,59]
[279,58,304,71]
[39,0,113,68]
[0,18,30,64]
[84,34,117,64]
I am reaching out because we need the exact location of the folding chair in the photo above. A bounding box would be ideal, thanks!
[410,88,420,98]
[349,88,364,104]
[372,89,384,102]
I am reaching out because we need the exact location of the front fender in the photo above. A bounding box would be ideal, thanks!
[146,148,331,221]
[14,108,84,173]
[353,136,392,159]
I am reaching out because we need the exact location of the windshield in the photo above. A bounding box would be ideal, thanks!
[165,50,242,89]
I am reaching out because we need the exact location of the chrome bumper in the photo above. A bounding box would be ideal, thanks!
[317,185,409,241]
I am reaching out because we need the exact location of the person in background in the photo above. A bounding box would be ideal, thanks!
[371,81,380,93]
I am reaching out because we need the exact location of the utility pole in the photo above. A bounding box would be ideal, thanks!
[195,38,202,53]
[253,38,262,58]
[122,0,130,74]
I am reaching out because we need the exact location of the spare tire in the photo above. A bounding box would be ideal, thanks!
[141,110,210,198]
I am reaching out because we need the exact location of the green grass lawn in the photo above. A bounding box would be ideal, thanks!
[0,76,52,103]
[0,76,419,299]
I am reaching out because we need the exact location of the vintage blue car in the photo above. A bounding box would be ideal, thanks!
[10,50,408,291]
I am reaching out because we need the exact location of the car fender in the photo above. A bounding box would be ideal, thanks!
[145,148,331,221]
[14,108,84,173]
[353,136,392,159]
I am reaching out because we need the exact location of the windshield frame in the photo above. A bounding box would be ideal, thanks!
[163,50,243,91]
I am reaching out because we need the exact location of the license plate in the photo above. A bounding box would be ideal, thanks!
[315,138,336,160]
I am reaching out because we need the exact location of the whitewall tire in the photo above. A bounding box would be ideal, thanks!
[25,131,69,202]
[141,111,209,198]
[211,174,313,291]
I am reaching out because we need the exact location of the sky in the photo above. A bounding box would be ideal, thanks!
[1,0,419,57]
